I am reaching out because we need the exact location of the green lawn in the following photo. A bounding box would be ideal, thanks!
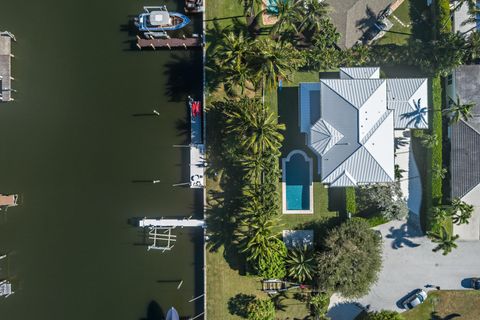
[403,290,480,320]
[377,0,412,45]
[205,0,244,28]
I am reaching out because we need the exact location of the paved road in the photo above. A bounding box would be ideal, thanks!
[328,219,480,319]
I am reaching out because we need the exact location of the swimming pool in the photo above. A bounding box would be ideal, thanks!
[266,0,287,14]
[282,150,313,214]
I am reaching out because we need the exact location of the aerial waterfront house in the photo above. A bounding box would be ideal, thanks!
[447,65,480,240]
[298,67,428,187]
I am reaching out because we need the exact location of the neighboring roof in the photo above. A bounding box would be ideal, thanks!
[451,121,480,199]
[327,0,393,48]
[340,67,380,79]
[298,67,428,187]
[453,2,478,35]
[451,65,480,199]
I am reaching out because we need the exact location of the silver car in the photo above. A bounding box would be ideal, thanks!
[402,289,428,309]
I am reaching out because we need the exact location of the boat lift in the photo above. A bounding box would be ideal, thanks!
[139,217,205,252]
[0,280,13,298]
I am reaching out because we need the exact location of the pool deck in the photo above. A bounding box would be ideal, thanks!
[0,32,14,102]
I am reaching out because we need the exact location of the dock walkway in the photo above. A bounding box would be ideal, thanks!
[190,98,205,188]
[0,32,14,102]
[139,218,205,228]
[137,36,202,50]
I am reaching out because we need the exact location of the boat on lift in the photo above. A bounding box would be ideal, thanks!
[135,6,190,32]
[166,307,180,320]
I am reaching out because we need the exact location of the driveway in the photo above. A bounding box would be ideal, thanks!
[328,219,480,319]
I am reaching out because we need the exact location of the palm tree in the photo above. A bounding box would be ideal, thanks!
[450,197,474,225]
[432,163,447,180]
[431,206,450,223]
[252,39,305,90]
[298,0,330,34]
[285,245,316,283]
[212,32,255,94]
[443,95,475,123]
[465,31,480,63]
[235,214,283,262]
[224,98,285,154]
[427,226,459,256]
[420,133,439,149]
[270,0,303,37]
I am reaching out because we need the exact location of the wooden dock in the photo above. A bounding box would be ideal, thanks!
[137,37,203,50]
[0,32,14,102]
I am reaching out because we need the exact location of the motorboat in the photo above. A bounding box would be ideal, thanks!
[166,307,180,320]
[135,6,190,32]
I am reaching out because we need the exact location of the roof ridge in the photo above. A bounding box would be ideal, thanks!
[361,145,394,181]
[321,79,385,110]
[360,110,392,145]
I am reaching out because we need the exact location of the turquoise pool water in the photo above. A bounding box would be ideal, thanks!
[285,153,311,211]
[266,0,287,14]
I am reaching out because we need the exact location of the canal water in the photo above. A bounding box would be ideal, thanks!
[0,1,204,319]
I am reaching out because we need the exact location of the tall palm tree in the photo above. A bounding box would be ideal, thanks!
[235,214,283,262]
[432,206,450,223]
[285,245,316,283]
[270,0,303,37]
[465,31,480,63]
[224,98,285,154]
[427,226,459,256]
[213,32,254,93]
[252,39,305,90]
[443,95,475,123]
[298,0,330,34]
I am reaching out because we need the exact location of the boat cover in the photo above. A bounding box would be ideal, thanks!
[149,11,170,26]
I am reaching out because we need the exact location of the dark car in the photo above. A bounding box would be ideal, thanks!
[471,278,480,290]
[402,289,427,309]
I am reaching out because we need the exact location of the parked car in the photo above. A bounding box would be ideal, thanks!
[471,278,480,290]
[402,289,428,309]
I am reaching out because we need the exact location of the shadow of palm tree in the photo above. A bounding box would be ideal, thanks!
[430,311,461,320]
[385,223,421,249]
[164,53,203,102]
[228,293,255,318]
[356,6,379,32]
[399,98,428,128]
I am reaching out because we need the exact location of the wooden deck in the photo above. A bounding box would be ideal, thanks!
[137,37,203,49]
[0,33,14,102]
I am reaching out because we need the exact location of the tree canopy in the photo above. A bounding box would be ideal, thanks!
[316,218,382,298]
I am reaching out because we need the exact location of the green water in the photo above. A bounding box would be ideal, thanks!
[0,1,204,319]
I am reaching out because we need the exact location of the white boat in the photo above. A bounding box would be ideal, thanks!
[166,307,180,320]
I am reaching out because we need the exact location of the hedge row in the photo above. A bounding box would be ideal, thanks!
[345,187,357,215]
[426,77,444,231]
[434,0,452,35]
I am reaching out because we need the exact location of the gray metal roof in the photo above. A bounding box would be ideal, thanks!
[386,78,429,129]
[451,121,480,198]
[451,65,480,199]
[298,68,428,187]
[298,82,321,133]
[340,67,380,79]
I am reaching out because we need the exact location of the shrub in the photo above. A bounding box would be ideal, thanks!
[315,218,382,298]
[247,298,275,320]
[308,292,330,319]
[362,310,404,320]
